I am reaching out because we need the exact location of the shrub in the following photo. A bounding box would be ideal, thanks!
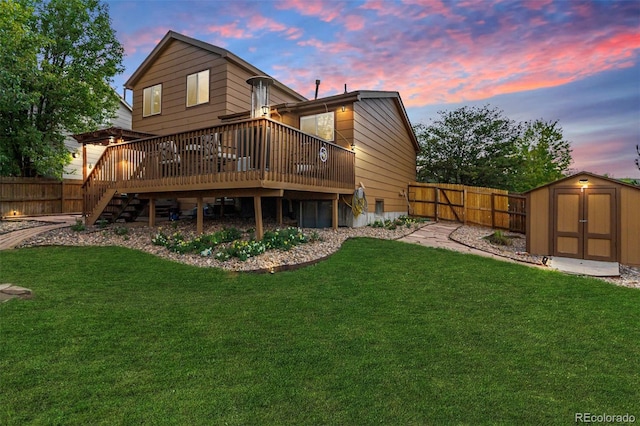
[262,227,307,251]
[369,216,427,230]
[114,226,129,236]
[483,230,513,246]
[70,219,85,232]
[151,226,311,261]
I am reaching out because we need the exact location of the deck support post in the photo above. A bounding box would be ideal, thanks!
[196,196,204,235]
[276,197,283,226]
[332,194,339,230]
[149,198,156,227]
[254,195,263,240]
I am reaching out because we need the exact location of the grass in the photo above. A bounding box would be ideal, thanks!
[1,239,639,425]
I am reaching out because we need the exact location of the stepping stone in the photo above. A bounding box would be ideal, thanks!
[0,284,33,302]
[3,286,32,296]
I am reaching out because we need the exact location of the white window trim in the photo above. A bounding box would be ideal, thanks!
[143,84,162,117]
[186,69,210,108]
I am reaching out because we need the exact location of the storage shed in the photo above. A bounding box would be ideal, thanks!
[526,172,640,266]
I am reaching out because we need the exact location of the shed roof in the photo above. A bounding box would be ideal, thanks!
[524,171,640,193]
[124,30,307,102]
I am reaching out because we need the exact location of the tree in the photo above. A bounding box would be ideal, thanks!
[415,105,574,192]
[511,119,573,192]
[415,105,522,190]
[0,0,123,178]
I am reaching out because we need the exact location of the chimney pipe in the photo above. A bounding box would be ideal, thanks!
[344,84,347,94]
[314,79,320,100]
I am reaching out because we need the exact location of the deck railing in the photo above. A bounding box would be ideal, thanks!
[84,118,355,218]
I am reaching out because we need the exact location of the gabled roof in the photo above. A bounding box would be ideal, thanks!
[273,90,420,152]
[524,171,640,193]
[124,31,306,102]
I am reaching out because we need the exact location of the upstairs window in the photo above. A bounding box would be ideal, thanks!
[143,84,162,117]
[187,69,210,107]
[300,112,334,141]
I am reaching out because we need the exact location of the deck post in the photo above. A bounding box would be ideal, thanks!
[254,195,263,240]
[149,198,156,227]
[332,195,338,230]
[276,197,283,226]
[196,196,204,235]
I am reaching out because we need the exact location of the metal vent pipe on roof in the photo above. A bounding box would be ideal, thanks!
[315,79,320,100]
[246,76,274,118]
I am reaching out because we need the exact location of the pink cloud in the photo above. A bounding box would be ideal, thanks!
[205,13,304,41]
[276,0,344,23]
[521,0,553,11]
[120,27,172,56]
[207,21,251,39]
[343,14,366,31]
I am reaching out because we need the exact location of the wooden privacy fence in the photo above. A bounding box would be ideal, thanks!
[408,182,526,233]
[0,177,83,218]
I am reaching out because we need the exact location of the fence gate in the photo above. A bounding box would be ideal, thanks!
[408,183,526,233]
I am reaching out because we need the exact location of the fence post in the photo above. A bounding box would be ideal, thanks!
[463,188,467,225]
[491,193,496,229]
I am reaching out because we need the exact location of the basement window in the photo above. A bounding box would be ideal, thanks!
[375,200,384,215]
[300,112,334,141]
[186,69,210,107]
[143,84,162,117]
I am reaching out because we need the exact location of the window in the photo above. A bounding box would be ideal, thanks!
[375,200,384,215]
[187,70,209,107]
[300,112,334,141]
[143,84,162,117]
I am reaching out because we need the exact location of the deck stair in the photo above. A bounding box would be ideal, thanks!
[99,194,149,223]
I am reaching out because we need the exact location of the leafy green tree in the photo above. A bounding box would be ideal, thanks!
[511,120,573,192]
[416,106,574,192]
[0,0,123,178]
[416,105,522,190]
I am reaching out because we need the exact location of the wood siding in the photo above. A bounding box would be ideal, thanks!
[353,98,417,213]
[526,187,550,254]
[620,186,640,266]
[130,39,303,135]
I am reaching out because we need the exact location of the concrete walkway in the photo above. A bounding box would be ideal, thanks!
[398,222,522,264]
[0,215,81,250]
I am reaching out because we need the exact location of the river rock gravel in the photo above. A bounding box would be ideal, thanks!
[15,218,427,273]
[6,218,639,287]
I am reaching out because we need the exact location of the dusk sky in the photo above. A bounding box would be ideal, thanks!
[106,0,640,178]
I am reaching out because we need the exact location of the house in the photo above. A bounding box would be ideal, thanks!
[526,171,640,266]
[82,31,418,238]
[65,95,135,181]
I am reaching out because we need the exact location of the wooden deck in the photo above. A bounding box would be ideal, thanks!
[83,118,356,235]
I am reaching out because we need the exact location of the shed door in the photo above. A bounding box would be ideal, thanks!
[553,188,616,262]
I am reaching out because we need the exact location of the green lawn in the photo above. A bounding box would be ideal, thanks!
[1,239,638,425]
